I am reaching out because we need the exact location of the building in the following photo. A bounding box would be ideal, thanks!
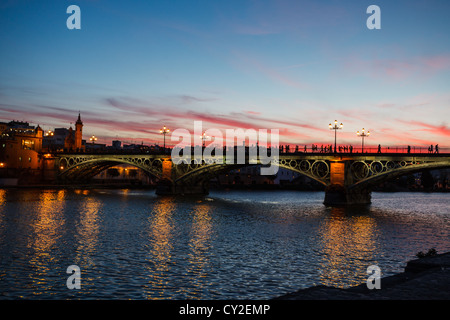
[0,114,84,185]
[42,113,85,152]
[74,113,83,150]
[112,140,122,149]
[0,120,44,185]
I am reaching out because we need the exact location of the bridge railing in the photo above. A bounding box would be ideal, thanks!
[46,145,449,156]
[280,146,449,155]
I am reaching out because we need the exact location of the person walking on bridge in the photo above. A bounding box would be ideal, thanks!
[435,144,439,154]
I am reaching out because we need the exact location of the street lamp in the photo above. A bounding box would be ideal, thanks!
[356,128,370,153]
[201,132,210,148]
[90,135,97,144]
[45,130,54,151]
[159,126,170,150]
[329,120,343,153]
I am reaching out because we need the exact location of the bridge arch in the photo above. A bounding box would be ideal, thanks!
[172,160,330,187]
[57,156,164,182]
[349,160,450,191]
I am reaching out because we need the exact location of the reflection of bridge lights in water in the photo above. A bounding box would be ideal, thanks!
[186,203,213,298]
[74,196,102,273]
[28,190,66,296]
[144,198,215,299]
[317,207,379,288]
[145,197,176,299]
[0,189,6,252]
[0,189,6,207]
[151,197,176,268]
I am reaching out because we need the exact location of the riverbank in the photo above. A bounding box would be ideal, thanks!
[274,252,450,300]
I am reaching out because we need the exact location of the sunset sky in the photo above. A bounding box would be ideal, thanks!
[1,0,449,148]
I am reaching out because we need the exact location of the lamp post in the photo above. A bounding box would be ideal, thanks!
[45,130,54,151]
[159,126,170,151]
[329,120,343,153]
[356,128,370,153]
[201,132,210,148]
[90,135,97,145]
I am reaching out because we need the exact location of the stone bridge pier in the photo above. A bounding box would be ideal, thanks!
[323,161,372,206]
[155,158,212,196]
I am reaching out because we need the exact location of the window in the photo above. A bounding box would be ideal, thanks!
[22,139,35,150]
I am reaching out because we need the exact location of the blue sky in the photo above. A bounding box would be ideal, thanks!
[1,0,449,147]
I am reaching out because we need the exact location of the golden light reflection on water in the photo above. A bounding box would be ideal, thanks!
[0,189,6,207]
[0,189,6,281]
[0,189,6,230]
[73,195,102,293]
[28,190,66,296]
[185,203,213,298]
[145,196,176,299]
[318,207,379,288]
[74,196,101,266]
[74,189,91,196]
[145,198,215,299]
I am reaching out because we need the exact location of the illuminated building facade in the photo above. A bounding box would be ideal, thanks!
[43,113,85,152]
[0,114,84,185]
[0,121,44,184]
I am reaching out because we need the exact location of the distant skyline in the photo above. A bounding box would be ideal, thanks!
[1,0,449,147]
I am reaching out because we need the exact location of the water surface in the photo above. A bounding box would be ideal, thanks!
[0,188,448,299]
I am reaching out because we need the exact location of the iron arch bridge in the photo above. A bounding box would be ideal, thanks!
[53,153,450,205]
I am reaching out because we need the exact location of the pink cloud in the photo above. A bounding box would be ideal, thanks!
[345,54,450,81]
[423,55,450,71]
[398,120,450,137]
[244,110,261,115]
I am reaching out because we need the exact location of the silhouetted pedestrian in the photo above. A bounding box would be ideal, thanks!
[377,144,381,153]
[435,144,439,154]
[407,145,411,154]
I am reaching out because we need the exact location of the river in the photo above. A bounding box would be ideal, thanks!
[0,188,448,299]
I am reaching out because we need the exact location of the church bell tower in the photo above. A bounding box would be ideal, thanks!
[75,112,83,151]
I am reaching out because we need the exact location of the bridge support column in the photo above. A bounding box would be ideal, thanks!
[324,185,371,206]
[323,161,371,205]
[156,158,210,195]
